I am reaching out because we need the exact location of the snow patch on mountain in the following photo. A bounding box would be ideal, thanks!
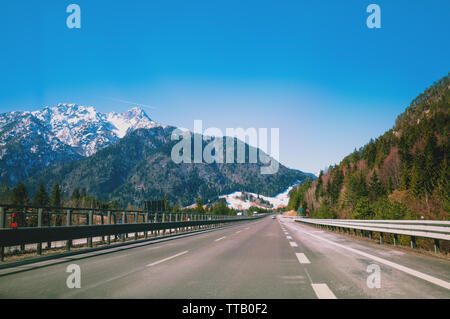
[107,107,160,139]
[219,181,301,210]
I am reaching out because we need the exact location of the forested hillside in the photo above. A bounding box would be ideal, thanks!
[288,74,450,220]
[18,127,309,207]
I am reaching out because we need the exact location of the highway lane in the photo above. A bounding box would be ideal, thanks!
[280,216,450,298]
[0,215,449,298]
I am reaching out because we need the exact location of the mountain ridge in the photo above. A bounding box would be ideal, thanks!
[24,126,313,207]
[0,103,163,185]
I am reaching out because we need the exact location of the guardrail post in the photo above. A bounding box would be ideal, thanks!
[434,239,440,253]
[47,212,52,249]
[101,212,105,242]
[65,210,72,251]
[134,212,138,240]
[379,232,384,244]
[113,213,118,241]
[122,212,126,242]
[353,228,357,236]
[37,208,43,255]
[145,212,149,239]
[88,210,93,247]
[175,213,178,233]
[368,231,373,239]
[410,236,416,249]
[162,212,166,236]
[19,211,25,252]
[393,234,399,246]
[107,211,111,245]
[0,207,5,261]
[153,213,158,236]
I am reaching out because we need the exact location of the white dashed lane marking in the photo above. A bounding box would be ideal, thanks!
[147,251,188,267]
[294,227,450,291]
[295,253,310,264]
[311,283,337,299]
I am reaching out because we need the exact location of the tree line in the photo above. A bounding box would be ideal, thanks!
[0,181,121,210]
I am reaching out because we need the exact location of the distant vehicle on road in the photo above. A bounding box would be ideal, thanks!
[271,216,276,219]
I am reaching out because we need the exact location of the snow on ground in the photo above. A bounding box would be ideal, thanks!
[219,181,301,210]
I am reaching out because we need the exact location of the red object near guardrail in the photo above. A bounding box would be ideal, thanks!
[11,212,18,228]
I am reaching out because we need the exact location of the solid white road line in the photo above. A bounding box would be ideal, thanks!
[235,230,242,234]
[295,253,311,264]
[146,251,188,267]
[311,283,337,299]
[289,242,298,247]
[295,227,450,290]
[215,236,226,242]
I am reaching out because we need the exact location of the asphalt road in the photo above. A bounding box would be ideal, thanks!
[0,215,449,298]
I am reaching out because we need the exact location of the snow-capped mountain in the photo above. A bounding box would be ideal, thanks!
[0,103,163,184]
[1,103,314,206]
[31,103,162,156]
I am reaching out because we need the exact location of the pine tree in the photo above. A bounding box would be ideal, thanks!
[345,171,368,209]
[437,156,450,211]
[369,171,385,202]
[195,197,205,214]
[163,194,171,211]
[172,202,180,213]
[315,171,323,200]
[50,182,61,207]
[353,197,374,219]
[399,165,409,191]
[71,188,80,201]
[0,184,11,203]
[410,160,424,198]
[329,168,344,205]
[423,134,440,195]
[33,182,49,206]
[12,182,29,206]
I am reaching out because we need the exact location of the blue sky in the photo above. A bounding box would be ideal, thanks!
[0,0,449,174]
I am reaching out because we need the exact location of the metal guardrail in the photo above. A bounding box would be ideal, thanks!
[295,218,450,253]
[0,204,266,261]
